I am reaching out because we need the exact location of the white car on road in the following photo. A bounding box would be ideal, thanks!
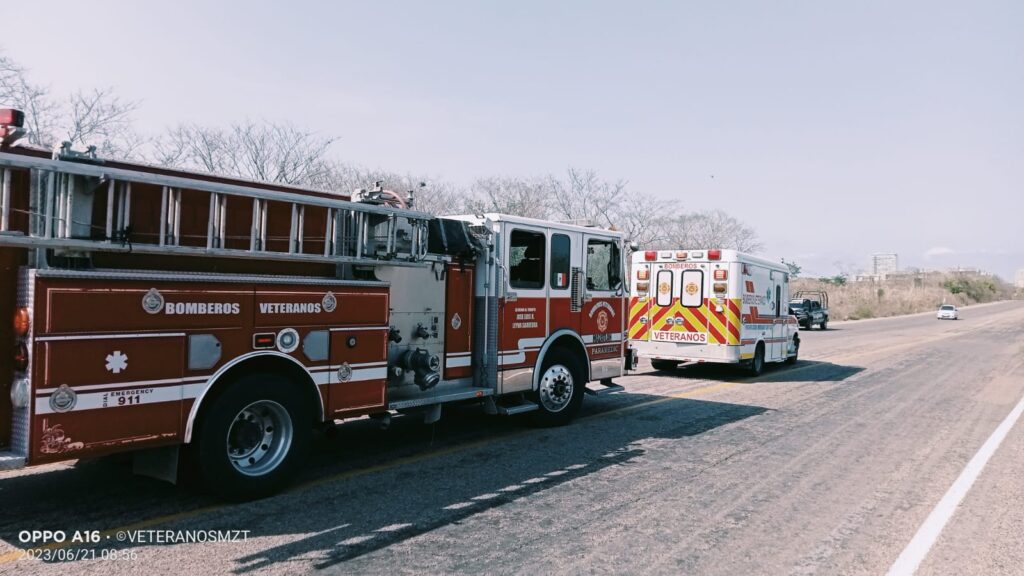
[937,304,958,320]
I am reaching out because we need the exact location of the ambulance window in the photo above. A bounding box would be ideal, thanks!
[509,229,545,289]
[586,239,621,291]
[775,285,782,317]
[681,270,704,307]
[656,270,673,307]
[550,234,570,290]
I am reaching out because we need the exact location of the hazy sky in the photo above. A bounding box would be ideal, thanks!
[4,1,1022,278]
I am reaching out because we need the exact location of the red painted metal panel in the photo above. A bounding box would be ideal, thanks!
[443,264,474,379]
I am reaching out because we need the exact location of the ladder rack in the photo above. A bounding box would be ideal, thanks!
[0,150,436,267]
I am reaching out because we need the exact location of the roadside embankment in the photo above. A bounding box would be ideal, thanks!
[793,273,1016,321]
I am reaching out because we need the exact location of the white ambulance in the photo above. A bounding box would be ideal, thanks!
[627,249,799,375]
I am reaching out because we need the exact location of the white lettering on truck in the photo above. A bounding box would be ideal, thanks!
[165,302,241,315]
[258,303,323,314]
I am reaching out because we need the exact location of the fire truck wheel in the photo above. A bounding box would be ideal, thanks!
[747,343,766,376]
[651,359,679,372]
[531,349,585,427]
[193,374,312,501]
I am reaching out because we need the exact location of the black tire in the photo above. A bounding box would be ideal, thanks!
[785,337,799,365]
[746,343,766,376]
[803,319,813,330]
[651,359,679,372]
[531,348,585,427]
[820,318,828,330]
[191,373,312,501]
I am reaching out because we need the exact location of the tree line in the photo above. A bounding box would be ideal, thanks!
[1,50,759,251]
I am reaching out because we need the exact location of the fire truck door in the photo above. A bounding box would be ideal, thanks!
[499,225,549,393]
[582,235,624,372]
[548,231,582,338]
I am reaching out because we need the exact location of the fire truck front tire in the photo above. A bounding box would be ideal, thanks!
[192,374,312,501]
[531,349,585,427]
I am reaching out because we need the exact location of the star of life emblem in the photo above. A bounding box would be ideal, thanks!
[106,351,128,374]
[451,313,462,330]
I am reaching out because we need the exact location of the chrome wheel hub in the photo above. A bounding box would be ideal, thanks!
[539,365,574,413]
[226,400,293,477]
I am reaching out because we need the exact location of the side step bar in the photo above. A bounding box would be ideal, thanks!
[0,451,26,471]
[495,401,539,415]
[585,379,624,396]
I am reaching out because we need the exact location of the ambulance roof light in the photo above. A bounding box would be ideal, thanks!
[675,251,687,260]
[708,249,722,260]
[644,251,656,261]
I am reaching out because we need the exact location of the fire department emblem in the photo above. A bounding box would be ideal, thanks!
[685,282,699,296]
[142,288,164,314]
[49,384,77,413]
[338,362,352,382]
[658,282,671,295]
[322,291,337,313]
[596,310,609,332]
[451,313,462,330]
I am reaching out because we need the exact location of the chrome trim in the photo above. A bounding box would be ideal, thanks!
[183,351,324,443]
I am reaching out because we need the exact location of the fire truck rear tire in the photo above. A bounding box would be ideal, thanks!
[746,343,765,376]
[531,349,585,427]
[192,374,312,501]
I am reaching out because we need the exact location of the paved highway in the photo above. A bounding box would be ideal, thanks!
[1,301,1022,575]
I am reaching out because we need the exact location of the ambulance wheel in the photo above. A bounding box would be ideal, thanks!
[785,338,799,365]
[531,348,585,427]
[193,373,312,501]
[651,359,679,372]
[747,343,765,376]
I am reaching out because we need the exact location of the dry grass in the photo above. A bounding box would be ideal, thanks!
[793,273,1015,321]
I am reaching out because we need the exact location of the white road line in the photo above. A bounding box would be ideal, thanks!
[887,391,1024,576]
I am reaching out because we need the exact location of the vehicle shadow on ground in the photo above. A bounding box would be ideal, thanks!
[0,392,768,571]
[640,360,864,384]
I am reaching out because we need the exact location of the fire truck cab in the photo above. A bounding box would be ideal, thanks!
[627,249,799,376]
[0,108,627,499]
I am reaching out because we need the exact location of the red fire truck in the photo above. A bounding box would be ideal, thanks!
[0,108,629,499]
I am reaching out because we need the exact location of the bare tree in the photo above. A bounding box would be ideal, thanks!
[549,168,624,226]
[664,209,762,252]
[464,176,552,219]
[152,121,336,185]
[0,52,59,146]
[1,51,140,155]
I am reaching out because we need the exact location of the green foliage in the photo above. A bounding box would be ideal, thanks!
[781,259,801,278]
[820,274,847,286]
[944,277,1001,301]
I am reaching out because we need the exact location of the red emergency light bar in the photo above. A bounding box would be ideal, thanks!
[644,251,656,261]
[0,108,26,146]
[708,249,722,260]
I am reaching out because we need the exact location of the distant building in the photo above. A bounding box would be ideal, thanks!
[872,253,898,280]
[1016,269,1024,289]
